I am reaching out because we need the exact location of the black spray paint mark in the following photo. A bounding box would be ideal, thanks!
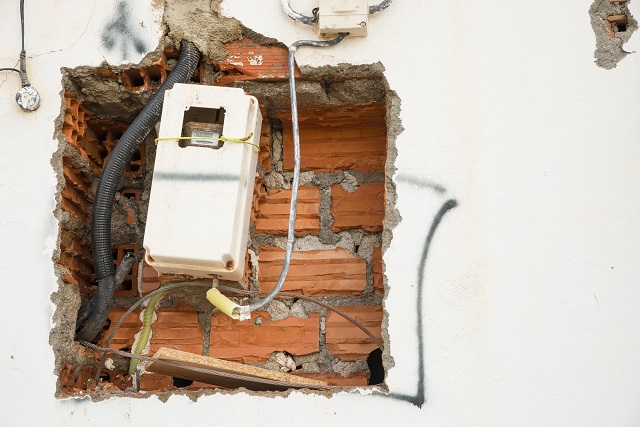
[374,191,458,408]
[102,1,147,59]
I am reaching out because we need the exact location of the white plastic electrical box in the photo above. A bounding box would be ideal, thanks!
[143,84,261,281]
[319,0,369,37]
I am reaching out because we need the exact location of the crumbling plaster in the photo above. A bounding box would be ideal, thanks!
[1,0,640,425]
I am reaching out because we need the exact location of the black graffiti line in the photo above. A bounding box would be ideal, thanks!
[373,198,458,407]
[102,1,147,57]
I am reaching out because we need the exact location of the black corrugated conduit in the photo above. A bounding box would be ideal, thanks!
[75,41,201,342]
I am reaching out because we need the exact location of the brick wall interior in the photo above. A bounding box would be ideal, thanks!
[57,37,388,396]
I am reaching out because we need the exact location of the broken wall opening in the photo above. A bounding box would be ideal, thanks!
[51,32,399,400]
[590,0,637,69]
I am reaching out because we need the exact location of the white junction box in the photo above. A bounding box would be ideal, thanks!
[319,0,369,37]
[144,84,261,281]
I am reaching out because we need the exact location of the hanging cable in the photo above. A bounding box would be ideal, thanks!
[217,285,383,350]
[369,0,393,14]
[236,33,349,316]
[93,279,381,381]
[75,41,200,342]
[2,0,40,111]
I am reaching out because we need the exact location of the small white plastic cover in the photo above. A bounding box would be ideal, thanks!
[319,0,369,37]
[143,84,261,281]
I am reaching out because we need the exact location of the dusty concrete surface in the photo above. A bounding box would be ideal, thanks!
[50,1,401,398]
[164,0,242,61]
[590,0,637,69]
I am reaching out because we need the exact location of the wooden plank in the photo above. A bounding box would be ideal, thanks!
[147,347,329,392]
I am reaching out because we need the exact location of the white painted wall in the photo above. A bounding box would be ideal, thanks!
[1,0,639,425]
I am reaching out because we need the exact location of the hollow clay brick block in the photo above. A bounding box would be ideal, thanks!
[99,307,142,350]
[59,231,93,290]
[330,182,385,232]
[258,246,366,296]
[148,305,204,356]
[120,189,141,226]
[209,311,319,364]
[259,119,271,173]
[294,371,370,386]
[112,245,139,297]
[325,305,383,360]
[254,187,321,235]
[280,103,387,173]
[212,37,302,86]
[372,247,384,294]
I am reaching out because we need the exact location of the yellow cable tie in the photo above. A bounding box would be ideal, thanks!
[154,132,258,150]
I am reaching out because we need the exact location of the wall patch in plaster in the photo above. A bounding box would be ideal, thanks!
[590,0,637,69]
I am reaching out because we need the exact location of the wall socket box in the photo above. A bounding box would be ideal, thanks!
[144,84,261,281]
[318,0,369,37]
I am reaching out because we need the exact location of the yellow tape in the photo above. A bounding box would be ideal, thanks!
[154,132,259,151]
[206,288,240,319]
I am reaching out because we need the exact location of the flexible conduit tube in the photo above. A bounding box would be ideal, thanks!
[369,0,393,14]
[281,0,316,24]
[244,33,348,314]
[128,291,165,375]
[76,41,200,342]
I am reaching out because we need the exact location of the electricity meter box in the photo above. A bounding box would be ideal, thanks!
[144,84,261,281]
[318,0,369,37]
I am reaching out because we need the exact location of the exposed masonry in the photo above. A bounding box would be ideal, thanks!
[590,0,637,69]
[51,23,401,400]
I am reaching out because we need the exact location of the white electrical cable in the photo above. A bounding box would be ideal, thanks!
[369,0,393,14]
[241,33,349,314]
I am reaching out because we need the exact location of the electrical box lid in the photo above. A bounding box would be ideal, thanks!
[318,0,369,37]
[143,84,261,281]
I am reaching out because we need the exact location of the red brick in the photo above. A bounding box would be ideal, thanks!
[112,245,139,297]
[58,231,93,293]
[120,189,141,226]
[210,311,319,364]
[606,15,628,37]
[372,247,384,294]
[139,373,173,392]
[61,156,92,224]
[280,103,386,173]
[294,371,369,386]
[148,304,204,356]
[121,47,202,92]
[254,187,321,235]
[99,307,142,350]
[84,119,145,178]
[330,182,385,232]
[213,37,302,86]
[59,365,97,393]
[258,246,366,296]
[259,120,271,173]
[325,306,383,360]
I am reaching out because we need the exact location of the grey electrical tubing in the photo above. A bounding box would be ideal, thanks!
[18,0,30,87]
[75,253,137,332]
[281,0,316,24]
[242,33,348,314]
[95,278,381,381]
[369,0,393,14]
[75,41,200,342]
